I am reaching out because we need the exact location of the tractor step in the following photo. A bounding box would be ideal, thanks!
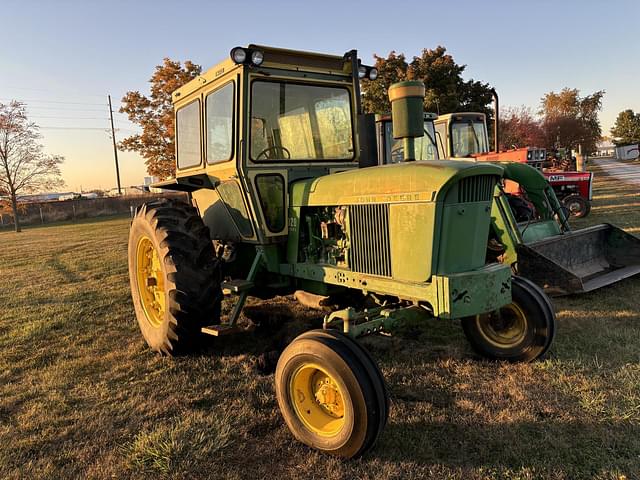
[221,279,254,295]
[201,323,255,336]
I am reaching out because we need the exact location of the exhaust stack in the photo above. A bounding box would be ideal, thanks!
[389,81,425,161]
[491,88,499,153]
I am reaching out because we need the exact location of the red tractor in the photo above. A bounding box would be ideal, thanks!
[544,170,593,218]
[474,146,593,217]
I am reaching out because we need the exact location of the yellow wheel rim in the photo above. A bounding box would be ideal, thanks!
[476,302,527,349]
[135,236,166,328]
[289,363,346,437]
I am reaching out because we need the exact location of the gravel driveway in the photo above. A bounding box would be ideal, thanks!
[590,156,640,186]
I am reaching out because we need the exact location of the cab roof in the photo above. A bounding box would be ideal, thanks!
[375,112,437,122]
[435,112,486,122]
[172,44,355,104]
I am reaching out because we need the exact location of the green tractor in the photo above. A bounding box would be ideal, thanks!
[127,45,555,458]
[375,112,640,295]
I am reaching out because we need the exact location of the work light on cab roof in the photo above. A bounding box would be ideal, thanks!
[358,63,378,80]
[229,46,264,66]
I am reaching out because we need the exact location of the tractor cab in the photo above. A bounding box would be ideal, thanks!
[434,112,490,159]
[375,112,439,163]
[155,45,380,246]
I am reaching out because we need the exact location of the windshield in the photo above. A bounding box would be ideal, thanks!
[385,120,438,163]
[250,81,354,161]
[450,120,488,157]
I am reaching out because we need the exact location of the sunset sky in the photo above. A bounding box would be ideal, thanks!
[2,0,638,191]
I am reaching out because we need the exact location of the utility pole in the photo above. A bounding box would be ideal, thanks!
[108,95,122,195]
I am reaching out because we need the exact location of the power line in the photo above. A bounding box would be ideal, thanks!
[38,126,111,130]
[25,105,115,112]
[0,97,107,106]
[29,115,111,120]
[1,86,106,98]
[38,126,137,132]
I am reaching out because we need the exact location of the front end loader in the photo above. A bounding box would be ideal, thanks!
[127,46,556,459]
[377,112,640,295]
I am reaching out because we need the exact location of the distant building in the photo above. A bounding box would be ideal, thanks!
[144,176,160,186]
[615,144,639,161]
[144,176,163,194]
[595,140,615,157]
[16,192,76,202]
[57,193,77,201]
[107,186,147,197]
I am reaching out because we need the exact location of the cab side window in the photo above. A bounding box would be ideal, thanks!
[206,82,234,164]
[176,100,202,169]
[255,174,285,232]
[435,122,447,159]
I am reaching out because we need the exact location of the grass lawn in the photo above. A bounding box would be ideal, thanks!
[1,166,639,480]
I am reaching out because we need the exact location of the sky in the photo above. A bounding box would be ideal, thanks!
[2,0,639,192]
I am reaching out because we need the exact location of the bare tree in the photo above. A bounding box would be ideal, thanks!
[0,101,64,232]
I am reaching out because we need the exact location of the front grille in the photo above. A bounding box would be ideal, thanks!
[349,204,392,277]
[458,175,496,203]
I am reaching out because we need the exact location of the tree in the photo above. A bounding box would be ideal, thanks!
[539,88,604,154]
[499,106,545,150]
[610,109,640,146]
[0,101,64,232]
[361,51,408,114]
[362,46,494,120]
[120,58,201,179]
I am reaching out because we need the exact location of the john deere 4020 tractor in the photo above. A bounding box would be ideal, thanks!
[127,45,555,458]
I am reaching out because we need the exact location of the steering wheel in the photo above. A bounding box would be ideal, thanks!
[255,146,291,160]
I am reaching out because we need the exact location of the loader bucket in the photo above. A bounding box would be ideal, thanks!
[516,224,640,295]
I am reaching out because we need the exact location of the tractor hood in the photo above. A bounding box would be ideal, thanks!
[290,160,504,206]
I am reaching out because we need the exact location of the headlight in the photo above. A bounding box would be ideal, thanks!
[368,67,378,80]
[251,50,264,66]
[358,65,367,79]
[230,47,247,64]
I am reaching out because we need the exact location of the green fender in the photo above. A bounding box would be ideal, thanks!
[501,163,552,218]
[490,162,570,266]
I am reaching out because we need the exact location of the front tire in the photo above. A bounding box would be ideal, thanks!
[127,199,222,354]
[461,276,556,362]
[562,194,590,218]
[275,331,386,458]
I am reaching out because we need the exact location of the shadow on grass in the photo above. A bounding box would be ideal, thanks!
[374,418,639,475]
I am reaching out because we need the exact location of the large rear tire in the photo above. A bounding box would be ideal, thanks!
[461,276,556,362]
[127,199,222,354]
[275,331,386,458]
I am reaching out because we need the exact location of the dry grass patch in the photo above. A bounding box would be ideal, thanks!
[1,164,639,479]
[123,410,235,475]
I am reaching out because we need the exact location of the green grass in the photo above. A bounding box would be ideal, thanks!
[0,167,639,480]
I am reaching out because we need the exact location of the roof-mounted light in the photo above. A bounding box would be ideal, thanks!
[251,50,264,66]
[230,47,247,64]
[357,63,379,81]
[230,47,265,66]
